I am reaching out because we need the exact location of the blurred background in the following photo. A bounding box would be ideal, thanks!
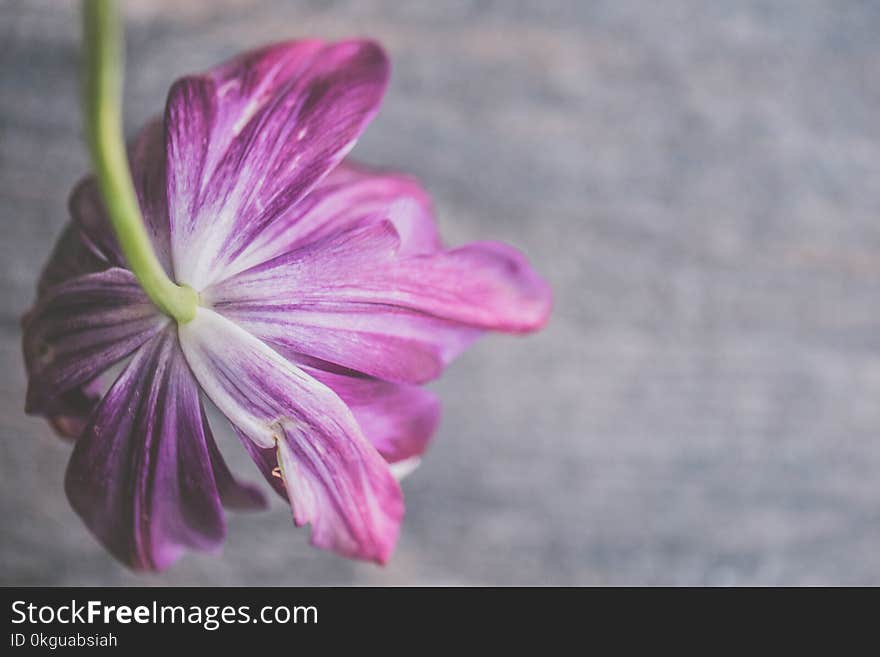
[2,0,880,586]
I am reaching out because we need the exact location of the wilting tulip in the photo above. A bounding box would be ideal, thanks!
[22,2,550,570]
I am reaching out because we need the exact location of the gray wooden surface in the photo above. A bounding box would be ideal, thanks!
[2,0,880,586]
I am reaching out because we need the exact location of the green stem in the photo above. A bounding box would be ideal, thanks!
[81,0,197,323]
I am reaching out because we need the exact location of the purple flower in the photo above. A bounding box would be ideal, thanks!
[22,39,551,569]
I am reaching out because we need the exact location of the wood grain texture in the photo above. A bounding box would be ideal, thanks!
[2,0,880,585]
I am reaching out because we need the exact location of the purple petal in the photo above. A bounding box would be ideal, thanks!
[36,223,107,298]
[22,268,167,422]
[68,119,173,274]
[178,308,403,563]
[29,223,107,436]
[30,219,118,439]
[213,305,480,384]
[44,379,103,441]
[303,366,440,464]
[205,219,550,383]
[30,219,109,438]
[165,40,390,289]
[28,121,172,440]
[226,159,440,277]
[65,329,229,571]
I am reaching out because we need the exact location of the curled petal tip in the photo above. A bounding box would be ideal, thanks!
[477,243,553,333]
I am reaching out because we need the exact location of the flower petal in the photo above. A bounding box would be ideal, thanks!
[165,40,390,289]
[253,352,439,466]
[32,222,108,441]
[205,219,550,382]
[178,308,403,563]
[29,230,110,437]
[36,223,107,298]
[227,159,440,277]
[301,365,440,464]
[44,379,103,441]
[68,119,173,274]
[29,117,172,441]
[65,328,229,571]
[213,305,480,384]
[22,268,167,424]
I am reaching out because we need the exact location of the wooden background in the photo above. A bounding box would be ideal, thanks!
[2,0,880,585]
